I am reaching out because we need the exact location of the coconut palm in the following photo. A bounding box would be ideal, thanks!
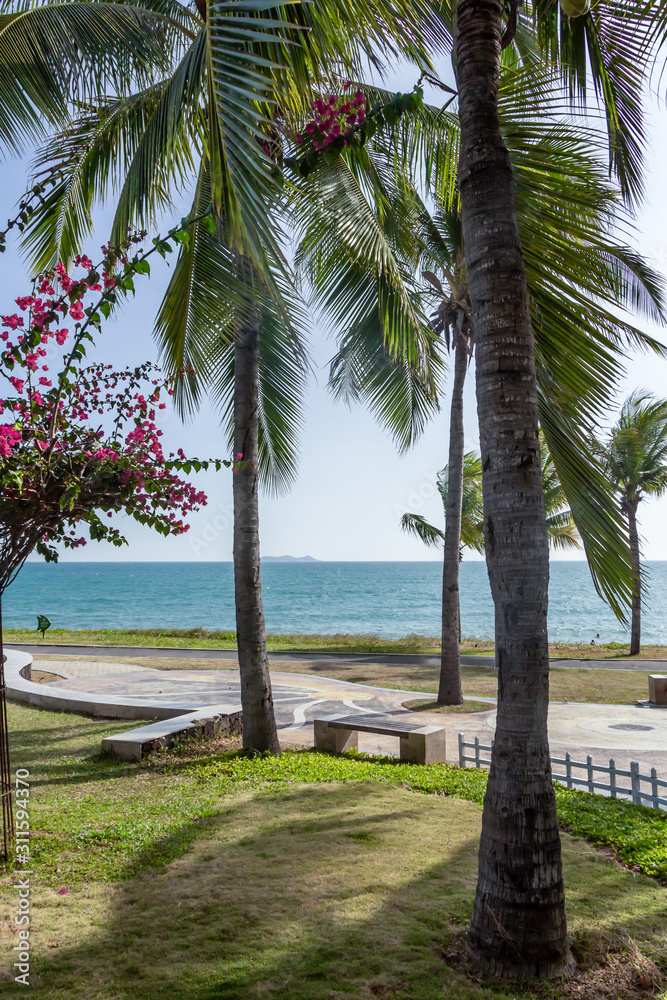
[402,441,579,667]
[598,392,667,655]
[293,51,667,972]
[454,0,667,976]
[295,74,665,708]
[14,0,447,753]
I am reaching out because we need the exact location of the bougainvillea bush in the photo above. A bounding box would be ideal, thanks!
[0,221,224,591]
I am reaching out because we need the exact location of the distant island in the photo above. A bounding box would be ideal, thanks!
[261,555,319,563]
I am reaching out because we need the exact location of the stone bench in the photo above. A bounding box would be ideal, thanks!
[101,704,242,761]
[313,714,446,764]
[649,675,667,706]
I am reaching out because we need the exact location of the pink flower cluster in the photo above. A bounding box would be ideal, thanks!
[297,87,367,152]
[0,242,213,553]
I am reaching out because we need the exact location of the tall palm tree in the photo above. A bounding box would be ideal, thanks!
[598,392,667,655]
[455,0,667,977]
[15,0,447,752]
[422,210,472,704]
[293,44,667,974]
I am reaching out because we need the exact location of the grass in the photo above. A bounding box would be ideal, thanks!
[7,626,667,659]
[1,704,667,999]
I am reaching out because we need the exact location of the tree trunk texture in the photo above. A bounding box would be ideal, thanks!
[439,336,467,704]
[627,501,641,656]
[456,0,573,978]
[233,303,281,754]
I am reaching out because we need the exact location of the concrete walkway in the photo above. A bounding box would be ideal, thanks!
[11,641,667,671]
[16,654,667,780]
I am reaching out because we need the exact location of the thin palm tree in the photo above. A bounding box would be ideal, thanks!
[15,0,446,752]
[598,392,667,655]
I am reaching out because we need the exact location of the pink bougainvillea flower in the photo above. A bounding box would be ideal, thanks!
[55,329,68,346]
[69,302,84,321]
[57,887,68,895]
[2,314,23,330]
[102,272,116,290]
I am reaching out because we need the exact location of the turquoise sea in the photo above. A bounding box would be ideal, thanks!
[3,560,667,644]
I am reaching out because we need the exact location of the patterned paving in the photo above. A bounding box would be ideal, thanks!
[27,657,667,776]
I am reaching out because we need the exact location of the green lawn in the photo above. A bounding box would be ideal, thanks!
[7,625,667,660]
[1,704,666,999]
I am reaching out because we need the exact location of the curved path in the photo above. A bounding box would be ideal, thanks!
[7,648,667,781]
[9,641,667,671]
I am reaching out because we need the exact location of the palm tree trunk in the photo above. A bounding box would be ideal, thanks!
[627,500,641,656]
[233,297,281,754]
[456,0,573,978]
[439,336,467,704]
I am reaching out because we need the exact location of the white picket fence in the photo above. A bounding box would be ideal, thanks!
[458,732,667,811]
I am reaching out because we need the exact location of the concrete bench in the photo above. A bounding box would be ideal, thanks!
[313,714,446,764]
[649,675,667,706]
[101,704,242,761]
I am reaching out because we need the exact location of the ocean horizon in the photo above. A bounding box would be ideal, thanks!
[4,560,667,644]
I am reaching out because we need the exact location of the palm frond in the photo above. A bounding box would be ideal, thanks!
[0,1,176,154]
[400,512,444,548]
[328,323,444,452]
[110,30,207,242]
[540,402,633,622]
[155,160,308,492]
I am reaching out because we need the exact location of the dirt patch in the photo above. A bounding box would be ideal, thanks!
[402,698,493,714]
[30,669,67,683]
[440,928,664,998]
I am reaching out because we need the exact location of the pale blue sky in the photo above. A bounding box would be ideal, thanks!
[5,64,667,563]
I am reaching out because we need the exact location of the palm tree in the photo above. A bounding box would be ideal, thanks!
[598,392,667,655]
[296,73,665,710]
[455,0,667,977]
[402,442,579,673]
[14,0,446,752]
[422,212,472,704]
[292,43,667,974]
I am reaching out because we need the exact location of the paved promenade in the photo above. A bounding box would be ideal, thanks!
[25,654,667,780]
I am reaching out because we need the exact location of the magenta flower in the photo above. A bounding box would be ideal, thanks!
[69,302,84,321]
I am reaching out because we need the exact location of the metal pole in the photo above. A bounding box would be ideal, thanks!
[0,595,13,860]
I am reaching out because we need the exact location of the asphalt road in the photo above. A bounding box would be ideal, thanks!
[8,642,667,671]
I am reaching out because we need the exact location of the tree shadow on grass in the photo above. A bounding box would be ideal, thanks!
[1,781,665,1000]
[8,706,143,787]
